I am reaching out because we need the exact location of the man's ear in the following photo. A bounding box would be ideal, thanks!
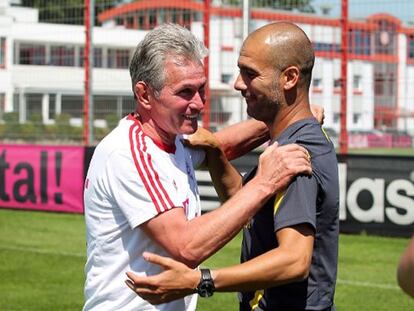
[282,66,299,90]
[134,81,152,111]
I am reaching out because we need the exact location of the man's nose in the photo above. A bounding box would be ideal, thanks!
[192,91,205,109]
[234,74,246,91]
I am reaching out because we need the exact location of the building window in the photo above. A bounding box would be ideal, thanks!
[407,35,414,59]
[61,95,83,118]
[0,93,5,121]
[126,15,135,29]
[108,49,130,69]
[94,95,118,119]
[18,43,46,65]
[148,9,157,28]
[313,42,340,53]
[349,29,371,55]
[333,78,341,91]
[374,72,385,95]
[333,113,340,124]
[137,12,145,29]
[183,10,192,27]
[79,47,102,68]
[26,93,43,122]
[374,63,397,109]
[121,96,135,116]
[353,75,362,90]
[50,45,75,66]
[312,78,322,92]
[374,20,396,55]
[0,37,5,68]
[353,113,361,124]
[221,74,233,84]
[49,94,56,120]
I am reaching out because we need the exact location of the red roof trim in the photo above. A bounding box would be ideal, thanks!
[99,3,412,37]
[99,0,203,23]
[367,13,402,27]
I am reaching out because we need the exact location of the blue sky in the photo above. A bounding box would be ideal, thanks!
[312,0,414,24]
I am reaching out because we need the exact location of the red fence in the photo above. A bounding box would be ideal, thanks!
[1,1,414,149]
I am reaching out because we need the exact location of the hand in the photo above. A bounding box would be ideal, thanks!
[183,127,221,153]
[183,127,225,168]
[255,143,311,194]
[125,252,199,305]
[310,104,325,125]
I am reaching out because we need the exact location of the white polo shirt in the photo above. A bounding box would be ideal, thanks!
[83,115,204,311]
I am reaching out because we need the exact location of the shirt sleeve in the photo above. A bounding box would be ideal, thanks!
[105,148,181,229]
[187,147,206,168]
[273,174,318,232]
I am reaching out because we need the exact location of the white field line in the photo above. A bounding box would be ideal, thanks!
[0,244,85,258]
[337,279,399,290]
[0,245,401,290]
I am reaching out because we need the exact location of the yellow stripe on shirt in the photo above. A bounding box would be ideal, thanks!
[249,289,264,310]
[274,190,286,215]
[321,127,331,143]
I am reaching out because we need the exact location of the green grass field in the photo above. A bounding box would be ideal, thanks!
[0,208,413,311]
[347,147,414,156]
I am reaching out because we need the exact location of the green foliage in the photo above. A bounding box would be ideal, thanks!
[1,209,414,310]
[222,0,314,12]
[105,113,120,130]
[3,112,18,123]
[20,0,123,25]
[93,126,110,141]
[3,112,22,140]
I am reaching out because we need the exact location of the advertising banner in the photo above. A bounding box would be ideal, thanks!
[0,144,85,213]
[338,155,414,237]
[232,151,414,237]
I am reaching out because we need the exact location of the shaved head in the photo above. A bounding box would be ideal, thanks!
[245,22,315,89]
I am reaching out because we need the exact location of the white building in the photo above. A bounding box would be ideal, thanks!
[1,0,414,137]
[0,0,146,127]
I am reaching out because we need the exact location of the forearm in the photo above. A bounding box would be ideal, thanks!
[214,119,269,160]
[212,248,308,292]
[179,178,274,267]
[205,148,242,202]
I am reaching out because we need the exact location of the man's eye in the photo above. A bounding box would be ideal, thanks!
[241,69,256,79]
[179,89,193,96]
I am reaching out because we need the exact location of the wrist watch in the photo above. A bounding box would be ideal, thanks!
[196,268,215,297]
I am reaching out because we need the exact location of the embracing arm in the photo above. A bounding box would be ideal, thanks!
[214,104,324,161]
[126,223,314,303]
[141,143,311,268]
[186,127,243,201]
[397,235,414,298]
[214,119,269,161]
[211,224,314,291]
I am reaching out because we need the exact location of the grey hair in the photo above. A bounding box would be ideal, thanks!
[129,23,208,97]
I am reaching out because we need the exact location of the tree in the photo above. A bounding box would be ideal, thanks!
[222,0,314,13]
[20,0,124,25]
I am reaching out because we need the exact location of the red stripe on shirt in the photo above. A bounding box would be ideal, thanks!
[129,123,162,213]
[145,151,175,208]
[136,129,171,212]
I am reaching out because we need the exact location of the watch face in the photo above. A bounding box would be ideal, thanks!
[198,280,215,297]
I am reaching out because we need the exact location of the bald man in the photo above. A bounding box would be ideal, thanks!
[125,22,339,311]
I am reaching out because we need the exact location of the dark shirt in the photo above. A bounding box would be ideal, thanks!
[239,118,339,311]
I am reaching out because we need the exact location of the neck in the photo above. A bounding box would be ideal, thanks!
[268,97,313,139]
[134,112,177,147]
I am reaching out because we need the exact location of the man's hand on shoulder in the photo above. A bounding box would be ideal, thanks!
[183,127,221,152]
[255,143,312,194]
